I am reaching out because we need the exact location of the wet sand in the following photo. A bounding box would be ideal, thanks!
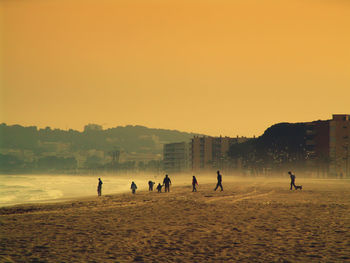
[1,179,350,262]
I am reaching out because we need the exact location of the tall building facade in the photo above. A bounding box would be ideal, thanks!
[163,142,190,173]
[329,115,350,177]
[306,114,350,177]
[191,136,248,172]
[305,120,330,175]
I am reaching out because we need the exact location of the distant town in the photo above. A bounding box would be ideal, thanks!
[1,114,349,178]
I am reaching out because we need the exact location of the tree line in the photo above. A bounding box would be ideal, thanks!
[0,123,199,173]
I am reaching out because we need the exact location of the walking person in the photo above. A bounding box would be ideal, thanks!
[97,178,103,196]
[148,181,155,191]
[131,181,137,194]
[288,171,297,190]
[192,176,198,192]
[214,170,223,191]
[163,174,172,192]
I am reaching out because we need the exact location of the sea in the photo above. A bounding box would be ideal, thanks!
[0,174,151,207]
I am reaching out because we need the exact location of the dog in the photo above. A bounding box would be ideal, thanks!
[295,185,302,190]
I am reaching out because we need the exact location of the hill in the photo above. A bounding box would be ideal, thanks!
[0,123,202,173]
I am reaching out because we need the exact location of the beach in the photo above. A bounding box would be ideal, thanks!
[1,178,350,262]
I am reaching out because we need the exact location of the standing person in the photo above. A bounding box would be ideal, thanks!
[97,178,103,196]
[288,171,297,190]
[192,176,198,192]
[156,183,162,193]
[148,181,155,191]
[214,170,223,191]
[163,174,172,192]
[131,181,137,194]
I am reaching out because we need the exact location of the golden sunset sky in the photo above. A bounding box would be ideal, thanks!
[1,0,349,137]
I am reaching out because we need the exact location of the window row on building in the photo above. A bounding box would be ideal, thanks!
[163,136,248,173]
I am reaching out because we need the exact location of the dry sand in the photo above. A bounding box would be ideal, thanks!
[1,178,350,262]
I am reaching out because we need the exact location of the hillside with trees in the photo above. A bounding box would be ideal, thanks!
[228,122,309,174]
[0,123,201,173]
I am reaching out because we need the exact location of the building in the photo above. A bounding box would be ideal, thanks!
[163,142,190,173]
[306,114,350,177]
[191,136,248,172]
[305,120,330,175]
[329,115,350,178]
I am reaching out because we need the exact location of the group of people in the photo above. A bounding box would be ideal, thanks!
[96,173,176,196]
[128,174,173,194]
[97,170,299,196]
[145,174,173,194]
[148,174,171,193]
[127,171,223,195]
[147,174,172,193]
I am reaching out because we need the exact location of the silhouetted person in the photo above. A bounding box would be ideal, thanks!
[97,178,103,196]
[192,176,198,192]
[131,181,137,194]
[156,183,162,193]
[148,181,155,191]
[288,171,297,190]
[163,174,172,192]
[214,170,223,191]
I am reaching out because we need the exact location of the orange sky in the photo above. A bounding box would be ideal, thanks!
[1,0,350,137]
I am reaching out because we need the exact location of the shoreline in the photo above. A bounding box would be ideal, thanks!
[1,176,350,209]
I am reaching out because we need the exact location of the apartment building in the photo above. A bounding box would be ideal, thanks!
[163,142,190,173]
[329,115,350,177]
[306,114,350,177]
[191,136,248,172]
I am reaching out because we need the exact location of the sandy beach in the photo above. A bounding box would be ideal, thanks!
[1,178,350,262]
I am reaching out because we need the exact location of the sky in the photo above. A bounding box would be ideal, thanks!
[1,0,350,137]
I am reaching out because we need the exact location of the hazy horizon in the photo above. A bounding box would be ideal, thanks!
[0,172,335,207]
[0,120,290,138]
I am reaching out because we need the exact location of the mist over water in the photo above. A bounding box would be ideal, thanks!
[0,173,196,207]
[0,172,234,206]
[0,174,141,207]
[1,172,347,207]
